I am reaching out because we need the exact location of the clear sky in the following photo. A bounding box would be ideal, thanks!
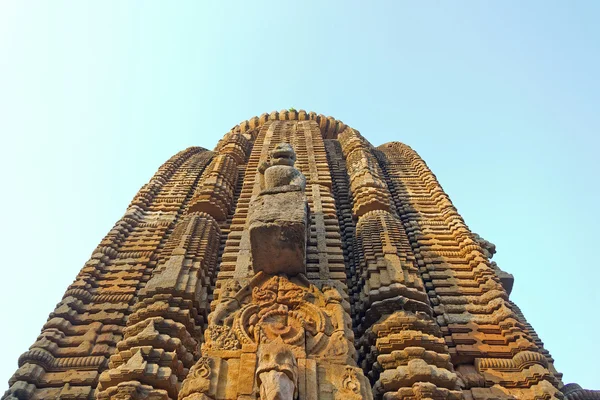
[1,0,598,390]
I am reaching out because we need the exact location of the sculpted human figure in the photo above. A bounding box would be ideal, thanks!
[255,340,298,400]
[258,143,306,191]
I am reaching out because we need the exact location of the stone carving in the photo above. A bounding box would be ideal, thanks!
[176,268,370,399]
[178,357,215,400]
[334,366,364,400]
[5,148,215,400]
[562,383,600,400]
[338,128,392,217]
[376,141,566,399]
[203,273,355,363]
[258,143,306,192]
[256,340,298,400]
[250,143,309,276]
[188,133,249,221]
[6,114,592,399]
[472,233,515,295]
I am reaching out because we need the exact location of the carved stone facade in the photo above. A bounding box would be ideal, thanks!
[4,111,597,399]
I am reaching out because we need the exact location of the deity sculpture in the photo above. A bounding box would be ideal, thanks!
[256,340,298,400]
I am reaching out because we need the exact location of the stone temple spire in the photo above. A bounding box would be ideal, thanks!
[4,110,597,400]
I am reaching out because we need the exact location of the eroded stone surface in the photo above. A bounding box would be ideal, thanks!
[4,112,594,400]
[249,142,309,277]
[249,190,308,276]
[258,143,306,191]
[256,341,298,400]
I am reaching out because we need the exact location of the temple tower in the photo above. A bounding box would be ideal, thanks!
[4,111,597,400]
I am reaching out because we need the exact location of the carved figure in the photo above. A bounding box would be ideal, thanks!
[250,143,309,275]
[204,274,356,364]
[258,143,306,191]
[256,340,298,400]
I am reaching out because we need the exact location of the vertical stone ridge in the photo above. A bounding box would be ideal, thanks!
[189,131,254,310]
[324,139,360,314]
[91,150,214,400]
[181,120,371,399]
[188,133,251,221]
[377,141,562,399]
[214,121,275,294]
[216,120,346,292]
[212,165,246,295]
[5,148,213,400]
[338,129,461,400]
[295,120,346,283]
[5,111,593,399]
[95,134,251,399]
[96,213,220,399]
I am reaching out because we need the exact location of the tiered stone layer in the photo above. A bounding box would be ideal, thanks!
[5,110,594,400]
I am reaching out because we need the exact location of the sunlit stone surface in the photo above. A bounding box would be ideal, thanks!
[4,111,595,400]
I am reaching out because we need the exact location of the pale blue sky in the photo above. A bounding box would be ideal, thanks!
[1,1,598,389]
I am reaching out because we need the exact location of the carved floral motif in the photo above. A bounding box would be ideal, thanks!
[203,273,354,362]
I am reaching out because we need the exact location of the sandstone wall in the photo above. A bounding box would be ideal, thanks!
[5,111,594,400]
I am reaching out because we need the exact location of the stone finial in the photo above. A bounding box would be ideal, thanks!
[249,143,309,276]
[258,143,306,192]
[256,340,298,400]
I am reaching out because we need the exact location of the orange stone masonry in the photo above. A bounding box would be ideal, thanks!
[4,110,597,400]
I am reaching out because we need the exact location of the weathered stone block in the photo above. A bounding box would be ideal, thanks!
[249,189,308,276]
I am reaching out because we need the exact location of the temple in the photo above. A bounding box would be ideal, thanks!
[4,110,597,400]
